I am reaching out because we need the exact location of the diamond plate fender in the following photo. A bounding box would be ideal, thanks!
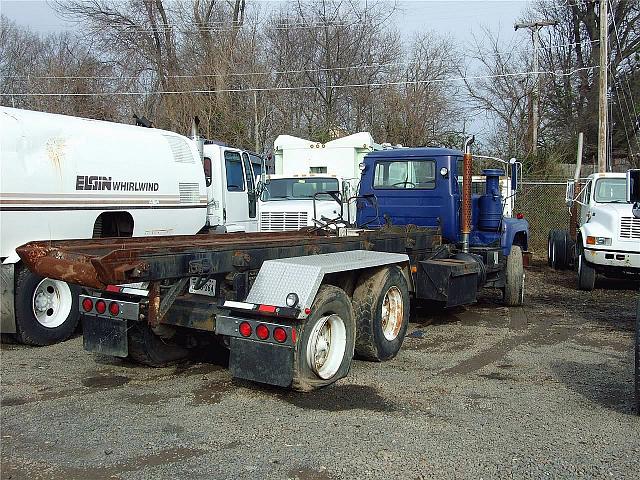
[246,250,409,317]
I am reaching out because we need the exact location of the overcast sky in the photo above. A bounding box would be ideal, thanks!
[0,0,533,140]
[1,0,531,43]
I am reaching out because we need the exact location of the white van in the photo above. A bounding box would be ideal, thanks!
[0,107,259,345]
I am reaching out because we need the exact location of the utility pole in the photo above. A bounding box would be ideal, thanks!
[597,0,608,173]
[253,91,259,153]
[515,20,557,157]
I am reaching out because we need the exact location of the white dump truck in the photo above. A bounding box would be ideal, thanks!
[548,171,640,290]
[0,107,260,345]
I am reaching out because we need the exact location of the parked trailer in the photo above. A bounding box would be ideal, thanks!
[16,137,528,391]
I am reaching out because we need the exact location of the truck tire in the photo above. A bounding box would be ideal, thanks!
[577,252,596,291]
[549,230,569,270]
[127,323,189,367]
[635,297,639,415]
[292,285,355,392]
[352,266,410,361]
[14,266,80,346]
[503,246,524,306]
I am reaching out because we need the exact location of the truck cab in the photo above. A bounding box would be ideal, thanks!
[258,174,346,231]
[572,172,640,289]
[356,147,528,256]
[202,142,259,233]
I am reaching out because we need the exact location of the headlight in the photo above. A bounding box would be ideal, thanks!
[286,292,299,308]
[586,236,611,246]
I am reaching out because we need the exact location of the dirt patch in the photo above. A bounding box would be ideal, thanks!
[279,384,397,413]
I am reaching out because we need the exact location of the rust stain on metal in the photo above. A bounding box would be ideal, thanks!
[46,138,66,177]
[148,282,161,327]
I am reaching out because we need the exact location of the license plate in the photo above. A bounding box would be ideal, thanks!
[189,277,217,297]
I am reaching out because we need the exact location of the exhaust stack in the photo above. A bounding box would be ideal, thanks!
[461,135,475,253]
[191,116,204,161]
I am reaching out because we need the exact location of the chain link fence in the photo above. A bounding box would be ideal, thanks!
[514,180,571,256]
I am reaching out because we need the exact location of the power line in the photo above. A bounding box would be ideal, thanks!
[609,0,639,148]
[1,66,596,97]
[1,40,600,81]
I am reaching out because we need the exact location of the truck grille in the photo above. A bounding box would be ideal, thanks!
[260,212,308,231]
[620,216,640,239]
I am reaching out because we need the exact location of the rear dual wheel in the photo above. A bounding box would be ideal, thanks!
[352,266,410,361]
[292,285,356,392]
[548,229,571,270]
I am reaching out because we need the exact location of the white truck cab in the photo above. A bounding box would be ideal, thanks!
[566,172,640,289]
[259,175,344,231]
[202,142,259,233]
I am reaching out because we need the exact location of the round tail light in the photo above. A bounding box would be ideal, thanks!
[239,322,252,337]
[109,302,120,316]
[95,300,107,314]
[273,327,287,343]
[256,324,269,340]
[82,298,93,312]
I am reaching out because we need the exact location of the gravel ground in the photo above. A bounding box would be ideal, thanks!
[1,260,639,479]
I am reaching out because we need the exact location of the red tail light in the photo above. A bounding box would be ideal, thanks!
[82,298,93,312]
[256,324,269,340]
[95,300,107,314]
[291,327,297,343]
[109,302,120,316]
[516,213,524,219]
[273,327,287,343]
[239,322,252,337]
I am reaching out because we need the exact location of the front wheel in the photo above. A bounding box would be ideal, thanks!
[503,246,525,306]
[292,285,355,391]
[577,252,596,291]
[14,266,80,346]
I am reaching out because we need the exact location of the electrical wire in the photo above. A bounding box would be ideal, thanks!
[609,0,640,154]
[1,66,597,97]
[1,40,600,81]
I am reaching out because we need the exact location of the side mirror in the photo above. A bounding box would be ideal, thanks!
[260,157,267,187]
[565,180,575,207]
[627,169,640,218]
[509,158,518,193]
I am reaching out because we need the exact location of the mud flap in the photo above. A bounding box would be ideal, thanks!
[83,316,128,357]
[229,337,294,387]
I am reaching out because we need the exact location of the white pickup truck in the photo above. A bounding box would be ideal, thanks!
[549,172,640,290]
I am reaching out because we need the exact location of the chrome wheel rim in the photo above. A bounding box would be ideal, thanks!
[381,286,404,341]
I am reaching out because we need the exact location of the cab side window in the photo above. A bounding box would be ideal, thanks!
[224,151,246,192]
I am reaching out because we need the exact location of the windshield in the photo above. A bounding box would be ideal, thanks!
[261,178,340,201]
[594,178,626,203]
